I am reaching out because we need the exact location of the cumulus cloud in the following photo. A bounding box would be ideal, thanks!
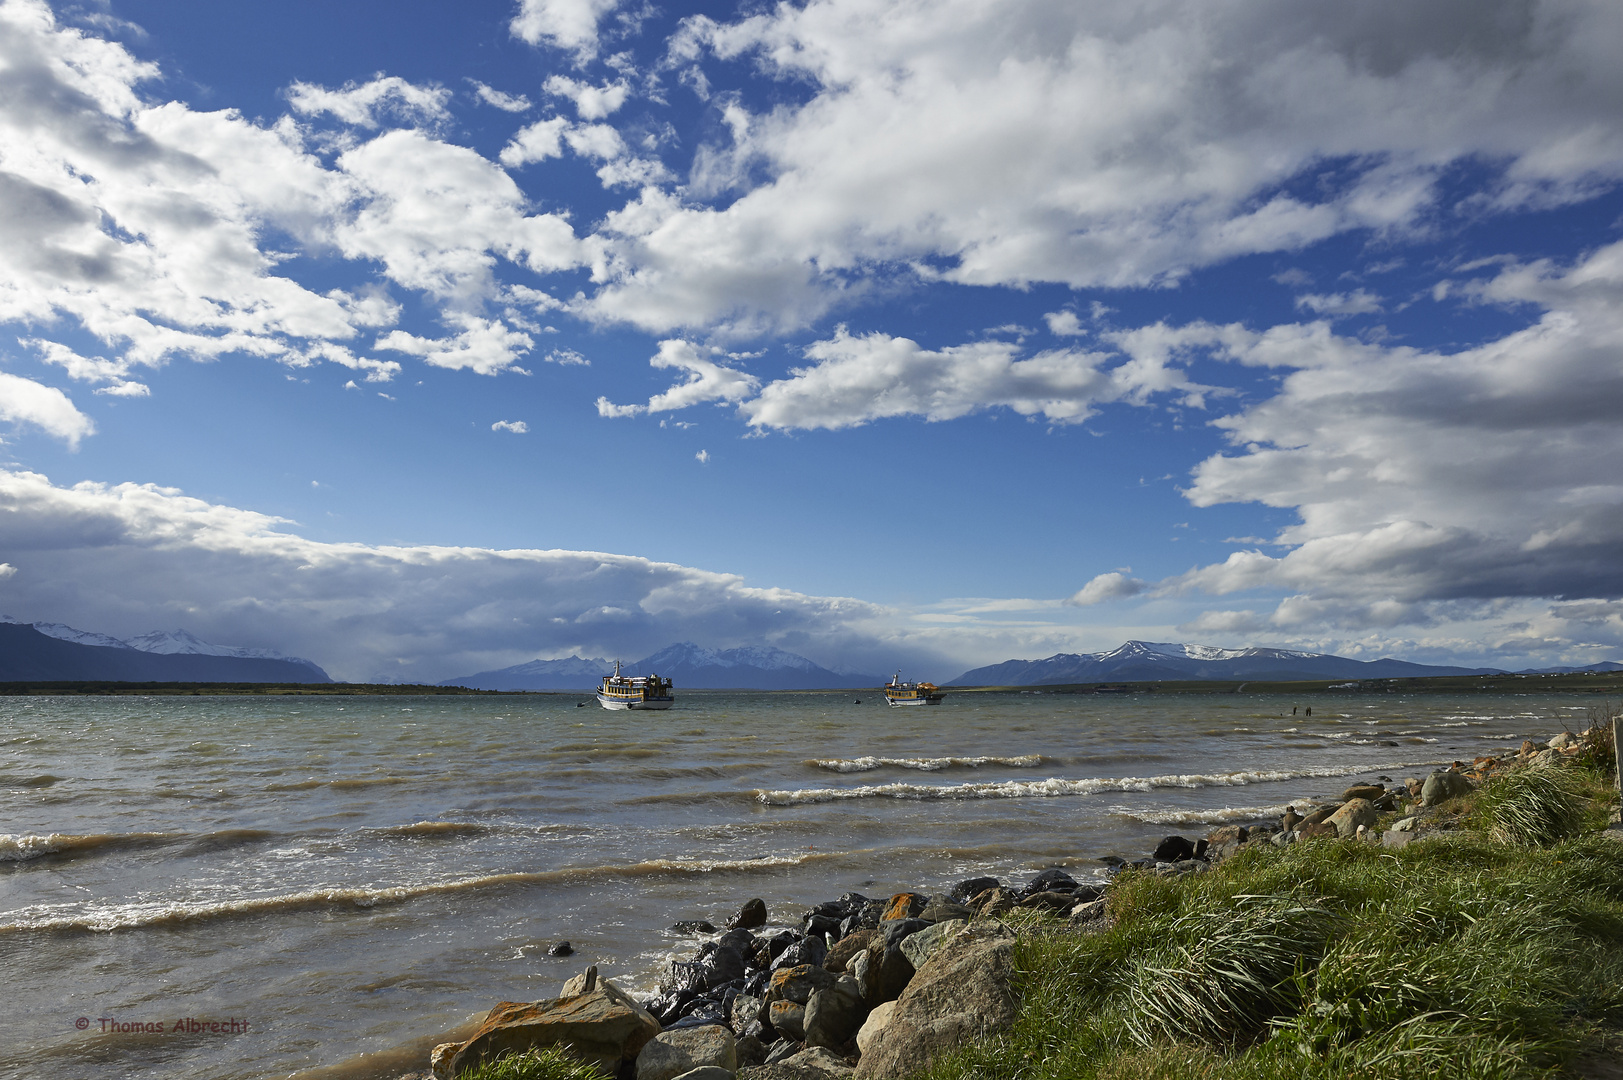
[500,117,571,167]
[286,75,452,128]
[597,339,760,418]
[0,372,94,445]
[511,0,623,60]
[583,0,1623,332]
[0,467,909,682]
[544,75,630,120]
[1114,239,1623,650]
[1294,289,1383,316]
[621,327,1211,432]
[491,419,528,433]
[1067,572,1147,606]
[0,2,582,417]
[376,314,534,376]
[468,80,531,112]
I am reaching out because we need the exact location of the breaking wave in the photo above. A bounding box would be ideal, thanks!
[809,754,1045,773]
[755,761,1437,807]
[1115,803,1293,826]
[0,831,176,862]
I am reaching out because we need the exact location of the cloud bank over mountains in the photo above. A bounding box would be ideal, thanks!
[1,0,1622,673]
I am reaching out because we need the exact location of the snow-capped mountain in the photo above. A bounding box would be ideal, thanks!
[443,643,883,690]
[948,640,1503,686]
[0,617,330,680]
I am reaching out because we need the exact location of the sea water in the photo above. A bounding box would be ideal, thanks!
[0,689,1601,1079]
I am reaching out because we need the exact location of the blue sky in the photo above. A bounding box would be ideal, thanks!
[1,0,1622,681]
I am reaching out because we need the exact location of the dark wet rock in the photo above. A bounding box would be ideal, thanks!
[880,918,931,949]
[1071,882,1107,903]
[824,929,875,974]
[769,937,826,973]
[769,964,840,1004]
[717,928,757,955]
[1022,868,1078,895]
[755,930,798,968]
[804,978,865,1050]
[742,970,772,998]
[1151,836,1195,863]
[947,876,1000,903]
[549,941,575,957]
[917,896,972,923]
[645,989,699,1025]
[736,1033,770,1068]
[672,921,719,935]
[670,1001,730,1030]
[853,923,1017,1080]
[769,1001,807,1041]
[728,899,768,930]
[764,1038,801,1064]
[696,944,747,990]
[731,994,765,1031]
[803,913,842,941]
[859,944,914,1005]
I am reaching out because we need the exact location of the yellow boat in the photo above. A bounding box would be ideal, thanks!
[596,661,674,710]
[883,670,943,706]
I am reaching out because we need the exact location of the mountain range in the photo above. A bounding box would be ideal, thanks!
[442,642,884,690]
[0,618,330,683]
[944,640,1623,686]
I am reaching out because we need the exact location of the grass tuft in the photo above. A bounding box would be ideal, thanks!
[455,1045,607,1080]
[1473,764,1593,847]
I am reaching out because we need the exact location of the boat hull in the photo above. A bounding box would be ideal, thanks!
[884,694,942,707]
[596,693,674,710]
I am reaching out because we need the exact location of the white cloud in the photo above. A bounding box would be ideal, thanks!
[0,372,93,446]
[500,117,571,167]
[695,449,709,464]
[376,315,534,376]
[0,466,913,682]
[1044,310,1085,336]
[468,80,532,113]
[286,75,451,128]
[544,75,630,120]
[1295,289,1383,316]
[1114,239,1623,648]
[582,0,1623,332]
[731,327,1213,431]
[597,339,760,418]
[511,0,623,60]
[545,348,589,365]
[1067,572,1147,606]
[491,419,529,433]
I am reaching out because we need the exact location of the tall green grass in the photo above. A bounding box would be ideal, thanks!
[922,830,1623,1080]
[455,1045,608,1080]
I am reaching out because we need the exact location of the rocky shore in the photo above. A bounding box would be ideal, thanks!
[412,730,1605,1080]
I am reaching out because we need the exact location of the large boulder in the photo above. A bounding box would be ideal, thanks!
[917,896,973,923]
[1326,798,1378,839]
[855,1000,897,1055]
[879,893,927,923]
[1342,784,1384,801]
[804,978,866,1050]
[769,1001,806,1041]
[856,944,914,1005]
[825,929,875,974]
[636,1025,739,1080]
[1150,836,1195,863]
[898,920,966,970]
[433,988,661,1078]
[770,964,840,1004]
[853,923,1018,1080]
[1421,770,1473,806]
[739,1046,856,1080]
[729,899,768,930]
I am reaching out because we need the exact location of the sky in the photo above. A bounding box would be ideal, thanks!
[1,0,1622,682]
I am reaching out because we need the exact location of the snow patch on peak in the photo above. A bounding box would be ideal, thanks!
[126,629,288,659]
[30,622,134,650]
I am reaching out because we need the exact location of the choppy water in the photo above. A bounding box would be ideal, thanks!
[0,689,1600,1079]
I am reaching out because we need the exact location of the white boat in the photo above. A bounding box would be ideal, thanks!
[597,661,674,710]
[883,671,943,706]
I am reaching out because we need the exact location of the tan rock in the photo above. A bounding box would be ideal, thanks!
[636,1025,738,1080]
[855,1000,898,1055]
[853,923,1018,1080]
[435,989,661,1078]
[824,929,875,974]
[1326,797,1378,838]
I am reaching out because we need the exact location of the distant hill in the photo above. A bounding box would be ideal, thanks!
[948,640,1504,686]
[1515,661,1623,674]
[0,623,332,683]
[442,642,883,690]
